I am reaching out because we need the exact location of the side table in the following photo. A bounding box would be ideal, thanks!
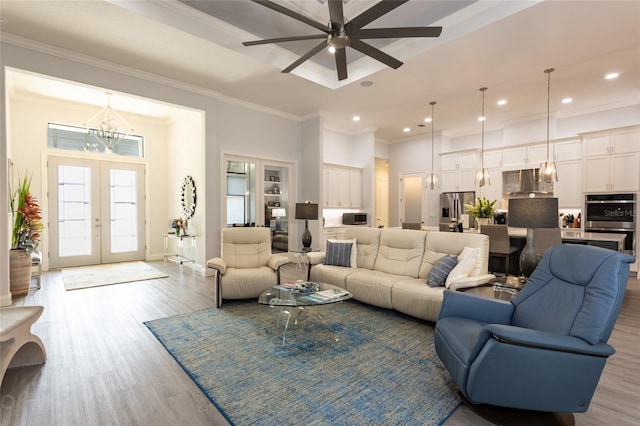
[460,275,525,300]
[289,248,319,280]
[163,233,197,272]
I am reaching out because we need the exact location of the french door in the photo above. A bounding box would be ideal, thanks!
[48,156,146,269]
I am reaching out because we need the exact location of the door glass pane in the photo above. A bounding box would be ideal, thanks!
[403,176,423,223]
[58,165,92,256]
[110,169,138,253]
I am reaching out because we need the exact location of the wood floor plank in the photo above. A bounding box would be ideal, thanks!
[1,262,639,425]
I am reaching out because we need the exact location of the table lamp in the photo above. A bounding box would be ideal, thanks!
[272,208,286,231]
[295,202,318,251]
[508,196,559,278]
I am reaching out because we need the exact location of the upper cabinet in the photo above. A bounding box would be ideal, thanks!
[502,143,549,169]
[441,151,478,192]
[324,164,362,208]
[582,127,640,193]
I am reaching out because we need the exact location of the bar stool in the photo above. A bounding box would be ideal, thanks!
[480,225,519,275]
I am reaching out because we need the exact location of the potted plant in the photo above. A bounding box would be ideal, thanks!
[464,197,497,227]
[10,173,44,296]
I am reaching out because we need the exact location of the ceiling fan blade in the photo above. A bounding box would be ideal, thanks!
[328,0,345,28]
[347,0,409,31]
[355,27,443,39]
[282,41,327,73]
[335,48,348,81]
[252,0,330,34]
[349,38,403,69]
[243,34,328,47]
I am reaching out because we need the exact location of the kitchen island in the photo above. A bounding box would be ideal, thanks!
[506,228,626,253]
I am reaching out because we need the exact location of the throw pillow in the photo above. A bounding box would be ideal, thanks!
[427,255,458,287]
[326,238,357,268]
[445,246,482,288]
[324,240,353,267]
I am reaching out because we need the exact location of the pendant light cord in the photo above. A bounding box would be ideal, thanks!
[545,68,554,161]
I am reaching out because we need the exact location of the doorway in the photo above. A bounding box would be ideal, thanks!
[48,156,146,269]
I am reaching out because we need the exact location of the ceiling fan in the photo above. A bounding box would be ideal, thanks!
[243,0,442,81]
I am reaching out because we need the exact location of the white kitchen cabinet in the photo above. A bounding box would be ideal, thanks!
[323,165,362,208]
[481,150,502,169]
[442,168,476,192]
[555,161,582,208]
[582,128,640,192]
[553,139,581,161]
[582,127,639,157]
[320,227,347,250]
[502,143,548,169]
[441,151,477,192]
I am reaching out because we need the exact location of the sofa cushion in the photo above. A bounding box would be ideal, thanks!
[345,269,401,309]
[423,232,490,279]
[324,239,354,267]
[446,246,482,288]
[344,228,381,270]
[428,255,458,287]
[392,278,447,322]
[373,229,426,278]
[308,264,355,289]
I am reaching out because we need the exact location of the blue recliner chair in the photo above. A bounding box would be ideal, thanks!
[434,244,634,413]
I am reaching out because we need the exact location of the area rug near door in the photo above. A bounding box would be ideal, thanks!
[62,261,168,291]
[144,300,460,426]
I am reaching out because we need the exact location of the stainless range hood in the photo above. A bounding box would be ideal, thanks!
[503,169,554,196]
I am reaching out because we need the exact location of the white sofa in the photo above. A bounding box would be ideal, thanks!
[306,228,494,322]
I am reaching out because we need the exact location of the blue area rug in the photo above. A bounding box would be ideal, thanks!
[144,300,460,425]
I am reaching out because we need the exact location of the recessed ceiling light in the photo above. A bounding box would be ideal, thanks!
[605,72,619,80]
[562,98,573,104]
[352,116,360,122]
[497,99,507,106]
[403,127,411,133]
[424,117,432,123]
[360,81,374,87]
[477,116,486,122]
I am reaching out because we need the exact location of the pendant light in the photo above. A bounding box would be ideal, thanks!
[539,68,558,182]
[426,101,439,190]
[83,93,134,153]
[476,87,490,187]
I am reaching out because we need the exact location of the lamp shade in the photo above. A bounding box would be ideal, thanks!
[508,197,558,228]
[272,208,286,218]
[295,202,318,220]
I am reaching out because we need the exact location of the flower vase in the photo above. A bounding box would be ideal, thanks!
[475,217,491,228]
[10,248,32,296]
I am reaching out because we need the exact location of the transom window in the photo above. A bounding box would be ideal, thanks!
[47,123,144,158]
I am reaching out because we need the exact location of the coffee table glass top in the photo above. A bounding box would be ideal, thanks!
[258,281,352,307]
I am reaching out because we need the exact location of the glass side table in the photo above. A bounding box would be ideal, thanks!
[163,233,197,272]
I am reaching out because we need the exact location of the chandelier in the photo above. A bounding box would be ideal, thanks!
[539,68,558,183]
[84,93,133,152]
[426,101,439,190]
[476,87,490,187]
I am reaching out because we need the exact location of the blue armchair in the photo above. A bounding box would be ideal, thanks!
[434,244,634,413]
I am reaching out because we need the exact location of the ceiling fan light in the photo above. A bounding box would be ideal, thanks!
[327,34,350,49]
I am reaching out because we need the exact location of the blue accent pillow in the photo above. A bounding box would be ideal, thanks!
[324,240,353,267]
[428,255,458,287]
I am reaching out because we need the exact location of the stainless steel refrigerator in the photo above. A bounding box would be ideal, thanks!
[439,192,475,230]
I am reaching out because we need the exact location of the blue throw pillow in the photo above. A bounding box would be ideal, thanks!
[324,240,353,267]
[427,255,458,287]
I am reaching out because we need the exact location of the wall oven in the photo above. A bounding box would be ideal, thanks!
[585,193,636,255]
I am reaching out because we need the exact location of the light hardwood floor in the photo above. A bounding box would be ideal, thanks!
[2,262,639,426]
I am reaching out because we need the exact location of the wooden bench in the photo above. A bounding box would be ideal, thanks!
[1,306,47,386]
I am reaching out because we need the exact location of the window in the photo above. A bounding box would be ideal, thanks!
[48,123,144,157]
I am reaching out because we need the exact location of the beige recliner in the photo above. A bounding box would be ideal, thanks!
[207,227,290,307]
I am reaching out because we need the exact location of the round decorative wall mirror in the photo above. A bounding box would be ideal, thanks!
[181,175,197,219]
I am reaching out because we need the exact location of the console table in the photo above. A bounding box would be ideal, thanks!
[163,233,197,272]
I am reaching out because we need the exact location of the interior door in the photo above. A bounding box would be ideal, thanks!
[48,156,146,268]
[400,173,424,225]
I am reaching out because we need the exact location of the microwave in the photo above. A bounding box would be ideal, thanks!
[343,213,367,225]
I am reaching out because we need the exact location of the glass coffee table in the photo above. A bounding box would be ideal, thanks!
[258,281,352,346]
